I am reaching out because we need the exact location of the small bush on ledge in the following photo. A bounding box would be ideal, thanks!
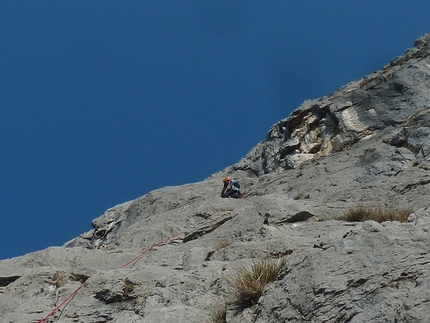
[341,205,411,223]
[207,301,227,323]
[228,257,286,307]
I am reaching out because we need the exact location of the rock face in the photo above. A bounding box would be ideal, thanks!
[235,32,430,175]
[2,33,430,323]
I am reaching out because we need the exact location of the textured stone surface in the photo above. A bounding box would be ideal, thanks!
[255,217,430,323]
[234,32,430,175]
[1,33,430,323]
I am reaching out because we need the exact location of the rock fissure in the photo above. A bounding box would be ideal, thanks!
[0,276,21,287]
[183,215,234,243]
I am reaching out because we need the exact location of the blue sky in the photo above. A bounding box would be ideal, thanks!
[1,1,429,260]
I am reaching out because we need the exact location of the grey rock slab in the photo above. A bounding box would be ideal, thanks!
[255,219,430,323]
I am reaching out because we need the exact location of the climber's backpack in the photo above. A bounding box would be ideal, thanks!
[231,179,240,190]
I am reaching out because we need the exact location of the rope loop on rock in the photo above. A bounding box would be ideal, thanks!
[120,231,185,269]
[34,231,185,322]
[35,284,83,323]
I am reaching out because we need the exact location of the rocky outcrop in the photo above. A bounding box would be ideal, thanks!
[1,33,430,323]
[234,32,430,175]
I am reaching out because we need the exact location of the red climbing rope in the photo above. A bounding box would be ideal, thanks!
[35,284,83,323]
[242,197,258,204]
[120,231,185,268]
[34,231,185,322]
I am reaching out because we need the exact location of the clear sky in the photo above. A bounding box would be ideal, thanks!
[1,1,429,260]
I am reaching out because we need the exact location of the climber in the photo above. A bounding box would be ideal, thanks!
[221,177,242,199]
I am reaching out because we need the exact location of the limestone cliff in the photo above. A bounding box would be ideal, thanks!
[234,32,430,175]
[1,33,430,323]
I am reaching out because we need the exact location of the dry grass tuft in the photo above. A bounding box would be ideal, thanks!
[215,241,231,251]
[341,205,411,223]
[207,301,227,323]
[228,257,286,307]
[52,271,69,288]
